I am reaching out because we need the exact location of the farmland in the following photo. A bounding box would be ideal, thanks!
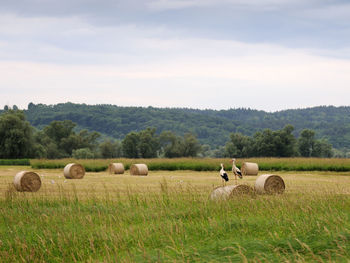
[29,157,350,172]
[1,160,350,262]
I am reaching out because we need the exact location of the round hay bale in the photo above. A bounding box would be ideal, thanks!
[210,184,253,200]
[241,162,259,176]
[14,171,41,192]
[108,163,125,174]
[255,174,285,194]
[130,164,148,176]
[64,163,85,179]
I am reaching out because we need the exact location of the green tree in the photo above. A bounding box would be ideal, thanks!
[33,130,52,158]
[138,128,159,158]
[60,129,100,156]
[298,129,315,157]
[122,132,140,158]
[159,131,183,158]
[273,125,297,157]
[198,144,211,157]
[40,121,100,158]
[99,140,122,158]
[72,148,95,159]
[122,128,160,158]
[213,146,226,158]
[253,129,277,157]
[312,140,333,157]
[0,110,35,158]
[224,133,254,157]
[43,120,76,146]
[182,133,201,157]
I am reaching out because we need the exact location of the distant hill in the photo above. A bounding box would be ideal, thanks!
[5,103,350,150]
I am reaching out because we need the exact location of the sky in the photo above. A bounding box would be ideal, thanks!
[1,0,350,111]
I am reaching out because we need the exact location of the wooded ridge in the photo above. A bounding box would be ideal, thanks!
[2,103,350,150]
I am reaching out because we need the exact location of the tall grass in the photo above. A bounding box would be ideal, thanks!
[30,158,350,172]
[1,184,349,262]
[0,159,30,166]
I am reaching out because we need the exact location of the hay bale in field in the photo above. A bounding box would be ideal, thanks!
[13,171,41,192]
[210,184,253,200]
[130,164,148,176]
[64,163,85,179]
[108,163,125,174]
[255,174,285,194]
[241,162,259,176]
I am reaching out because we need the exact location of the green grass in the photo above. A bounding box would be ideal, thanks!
[0,159,30,166]
[1,168,350,262]
[30,158,350,172]
[1,184,350,262]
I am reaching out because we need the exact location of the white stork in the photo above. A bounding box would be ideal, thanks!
[220,163,229,186]
[231,158,242,185]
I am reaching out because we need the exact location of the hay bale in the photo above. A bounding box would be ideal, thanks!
[64,163,85,179]
[108,163,125,174]
[241,162,259,176]
[130,164,148,176]
[255,174,285,194]
[14,171,41,192]
[210,184,253,200]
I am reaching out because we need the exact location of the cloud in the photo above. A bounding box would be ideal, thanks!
[300,2,350,23]
[1,13,349,65]
[1,35,350,111]
[0,1,350,110]
[147,0,317,11]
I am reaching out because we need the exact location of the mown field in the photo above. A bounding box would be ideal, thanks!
[1,165,350,262]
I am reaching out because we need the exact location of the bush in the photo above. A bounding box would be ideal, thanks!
[0,159,30,166]
[72,148,95,159]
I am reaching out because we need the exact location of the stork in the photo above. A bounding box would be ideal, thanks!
[220,163,229,186]
[231,158,242,185]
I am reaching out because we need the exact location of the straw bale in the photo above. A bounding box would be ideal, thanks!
[255,174,285,194]
[241,162,259,176]
[108,163,125,174]
[14,171,41,192]
[210,184,253,200]
[64,163,85,179]
[130,164,148,176]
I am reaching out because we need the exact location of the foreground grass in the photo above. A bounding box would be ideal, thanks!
[30,157,350,172]
[1,183,350,261]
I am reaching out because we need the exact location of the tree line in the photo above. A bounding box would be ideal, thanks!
[11,102,350,155]
[0,110,334,159]
[222,125,333,158]
[0,110,202,159]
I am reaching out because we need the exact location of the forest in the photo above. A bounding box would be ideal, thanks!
[0,107,335,159]
[8,103,349,152]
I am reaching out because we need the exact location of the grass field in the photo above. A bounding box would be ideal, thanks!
[29,157,350,172]
[1,166,350,262]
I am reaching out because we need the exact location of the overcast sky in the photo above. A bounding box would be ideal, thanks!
[1,0,350,111]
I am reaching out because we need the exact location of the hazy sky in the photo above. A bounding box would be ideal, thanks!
[1,0,350,111]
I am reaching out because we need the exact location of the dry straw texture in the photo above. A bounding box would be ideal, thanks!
[13,171,41,192]
[108,163,125,174]
[64,163,85,179]
[241,162,259,176]
[210,184,253,200]
[130,164,148,176]
[255,174,285,194]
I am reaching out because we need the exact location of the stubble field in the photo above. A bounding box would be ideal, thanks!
[1,166,350,262]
